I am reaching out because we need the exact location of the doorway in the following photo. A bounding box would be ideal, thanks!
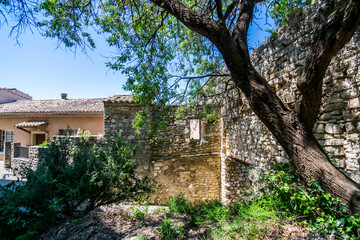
[31,133,47,146]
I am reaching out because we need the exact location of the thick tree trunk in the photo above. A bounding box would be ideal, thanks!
[230,69,360,214]
[289,129,360,214]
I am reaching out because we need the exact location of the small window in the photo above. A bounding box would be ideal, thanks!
[0,130,14,152]
[190,119,201,140]
[58,129,76,135]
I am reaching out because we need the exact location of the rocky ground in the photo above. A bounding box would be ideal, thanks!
[40,204,318,240]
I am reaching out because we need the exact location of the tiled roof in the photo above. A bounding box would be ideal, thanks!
[0,88,32,100]
[0,98,104,115]
[15,120,49,128]
[104,95,135,104]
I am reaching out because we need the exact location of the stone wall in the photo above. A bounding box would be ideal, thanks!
[12,145,46,174]
[221,3,360,203]
[4,141,12,168]
[102,4,360,205]
[104,96,221,204]
[149,114,221,203]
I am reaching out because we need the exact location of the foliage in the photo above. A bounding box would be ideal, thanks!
[137,233,150,240]
[75,129,91,137]
[128,198,149,219]
[267,0,314,27]
[36,140,49,147]
[166,164,360,239]
[167,194,279,239]
[168,194,228,225]
[128,205,148,219]
[0,132,152,240]
[159,217,185,240]
[260,163,360,239]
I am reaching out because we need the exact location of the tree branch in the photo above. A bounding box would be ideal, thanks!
[297,0,360,129]
[151,0,224,44]
[224,0,240,20]
[232,0,259,60]
[214,0,224,20]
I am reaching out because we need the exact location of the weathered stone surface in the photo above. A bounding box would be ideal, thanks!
[4,142,12,168]
[349,98,360,109]
[325,124,341,134]
[223,3,360,193]
[104,101,221,204]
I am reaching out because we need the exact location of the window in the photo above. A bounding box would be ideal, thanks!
[58,129,76,135]
[190,119,201,140]
[0,130,14,152]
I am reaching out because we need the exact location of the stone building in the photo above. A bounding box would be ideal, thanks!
[5,4,359,205]
[104,95,222,204]
[104,4,360,204]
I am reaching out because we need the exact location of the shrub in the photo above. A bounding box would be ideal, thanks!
[159,217,185,240]
[260,163,360,239]
[166,164,360,239]
[0,132,152,239]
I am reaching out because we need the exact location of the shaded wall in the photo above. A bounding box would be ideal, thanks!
[221,4,360,203]
[104,100,221,204]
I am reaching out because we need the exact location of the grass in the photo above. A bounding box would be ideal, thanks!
[159,163,360,239]
[166,194,284,239]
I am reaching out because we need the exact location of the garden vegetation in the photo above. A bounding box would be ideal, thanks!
[158,164,360,239]
[0,132,152,240]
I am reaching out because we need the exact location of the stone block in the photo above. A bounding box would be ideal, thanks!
[341,89,359,99]
[345,122,356,133]
[324,139,343,146]
[325,124,340,134]
[323,103,345,112]
[342,111,355,121]
[4,142,12,168]
[315,124,325,133]
[347,134,360,142]
[319,113,332,121]
[349,98,360,108]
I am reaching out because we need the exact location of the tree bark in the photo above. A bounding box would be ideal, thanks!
[232,70,360,214]
[151,0,360,213]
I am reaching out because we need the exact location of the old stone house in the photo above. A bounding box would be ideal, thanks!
[103,6,360,204]
[3,4,360,205]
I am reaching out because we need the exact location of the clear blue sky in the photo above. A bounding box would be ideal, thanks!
[0,4,274,100]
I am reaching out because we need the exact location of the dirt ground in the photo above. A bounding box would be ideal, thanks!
[41,204,319,240]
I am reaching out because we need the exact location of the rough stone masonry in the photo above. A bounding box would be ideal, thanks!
[104,4,360,204]
[220,4,360,203]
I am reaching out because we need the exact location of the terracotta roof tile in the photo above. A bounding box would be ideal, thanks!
[104,95,135,104]
[15,120,49,128]
[0,98,104,115]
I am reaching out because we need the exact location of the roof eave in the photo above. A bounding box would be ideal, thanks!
[0,112,104,117]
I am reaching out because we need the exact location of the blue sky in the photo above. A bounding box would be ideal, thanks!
[0,4,274,100]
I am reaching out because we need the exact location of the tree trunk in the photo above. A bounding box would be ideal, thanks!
[230,69,360,214]
[289,129,360,214]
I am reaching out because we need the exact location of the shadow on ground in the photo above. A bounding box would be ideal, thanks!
[41,205,208,240]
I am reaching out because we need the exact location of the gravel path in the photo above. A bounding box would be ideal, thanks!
[0,160,18,186]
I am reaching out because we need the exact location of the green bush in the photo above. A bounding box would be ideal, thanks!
[166,194,279,239]
[128,204,149,219]
[159,217,185,240]
[260,163,360,239]
[267,0,313,26]
[166,164,360,239]
[0,132,152,240]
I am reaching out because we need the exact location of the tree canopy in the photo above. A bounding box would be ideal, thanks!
[1,0,310,106]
